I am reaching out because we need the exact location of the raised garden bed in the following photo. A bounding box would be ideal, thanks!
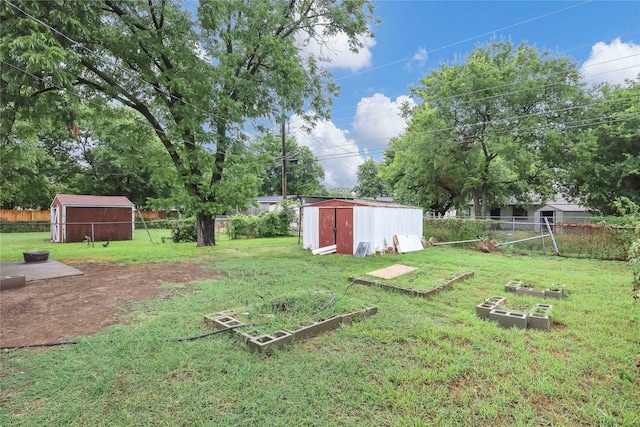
[476,298,555,331]
[204,306,378,352]
[505,281,567,299]
[348,271,474,299]
[475,295,507,319]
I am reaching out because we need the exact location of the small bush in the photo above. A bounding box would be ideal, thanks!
[171,217,197,243]
[227,215,259,239]
[229,201,297,239]
[423,218,495,243]
[0,220,49,233]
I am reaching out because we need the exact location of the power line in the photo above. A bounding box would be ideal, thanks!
[334,0,594,82]
[303,92,640,160]
[328,57,640,127]
[313,112,640,162]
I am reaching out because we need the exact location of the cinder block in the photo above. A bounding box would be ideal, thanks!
[515,287,545,298]
[544,284,566,299]
[0,275,26,291]
[248,330,294,352]
[476,303,496,319]
[504,281,523,293]
[527,313,551,331]
[292,316,342,340]
[488,309,528,329]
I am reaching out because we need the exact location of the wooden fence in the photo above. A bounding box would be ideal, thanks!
[0,210,166,222]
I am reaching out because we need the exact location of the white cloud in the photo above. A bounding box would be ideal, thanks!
[297,29,375,72]
[581,38,640,85]
[289,115,365,188]
[351,94,415,150]
[406,47,427,73]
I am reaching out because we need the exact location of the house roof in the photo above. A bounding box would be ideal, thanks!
[469,195,588,211]
[53,194,134,208]
[537,202,590,212]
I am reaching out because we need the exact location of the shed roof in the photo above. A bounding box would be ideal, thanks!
[307,198,420,209]
[53,194,134,208]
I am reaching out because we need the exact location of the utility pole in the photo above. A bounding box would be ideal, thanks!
[281,120,287,199]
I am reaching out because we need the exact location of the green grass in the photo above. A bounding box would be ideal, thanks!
[1,236,639,426]
[0,229,214,263]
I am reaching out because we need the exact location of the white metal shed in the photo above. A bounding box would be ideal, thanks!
[302,199,423,255]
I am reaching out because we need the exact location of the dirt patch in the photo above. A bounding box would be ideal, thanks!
[1,261,219,348]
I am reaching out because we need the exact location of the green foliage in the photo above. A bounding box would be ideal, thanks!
[354,158,388,198]
[227,215,259,239]
[384,40,585,216]
[2,0,375,245]
[229,200,297,239]
[251,133,324,196]
[423,218,496,243]
[170,218,197,243]
[562,81,640,214]
[630,227,640,299]
[0,219,49,233]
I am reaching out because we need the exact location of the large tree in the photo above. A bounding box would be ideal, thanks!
[251,132,324,196]
[354,158,388,198]
[561,80,640,214]
[383,40,586,217]
[1,0,375,245]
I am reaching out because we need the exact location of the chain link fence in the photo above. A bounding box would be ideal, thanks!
[0,218,227,247]
[424,217,635,260]
[1,216,634,261]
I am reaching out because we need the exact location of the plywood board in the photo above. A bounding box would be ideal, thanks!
[394,234,424,253]
[0,259,84,282]
[367,264,417,279]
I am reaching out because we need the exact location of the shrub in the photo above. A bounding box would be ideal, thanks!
[227,215,259,239]
[423,218,495,243]
[170,217,197,243]
[0,219,50,233]
[228,201,298,239]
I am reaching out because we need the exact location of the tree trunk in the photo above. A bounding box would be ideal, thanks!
[196,212,216,247]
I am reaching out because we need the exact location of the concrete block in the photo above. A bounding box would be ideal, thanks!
[504,281,522,293]
[292,316,342,340]
[527,313,551,331]
[1,275,26,291]
[248,330,294,352]
[515,287,545,298]
[488,309,528,329]
[476,303,496,319]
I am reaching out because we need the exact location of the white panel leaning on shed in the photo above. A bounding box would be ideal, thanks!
[302,206,319,250]
[353,206,423,255]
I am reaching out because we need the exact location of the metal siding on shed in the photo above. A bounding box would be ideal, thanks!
[354,206,423,255]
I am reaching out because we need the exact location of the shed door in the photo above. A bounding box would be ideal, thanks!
[335,208,353,255]
[50,205,60,242]
[319,208,336,248]
[318,208,353,254]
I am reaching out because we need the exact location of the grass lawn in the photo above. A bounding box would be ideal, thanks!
[1,234,639,426]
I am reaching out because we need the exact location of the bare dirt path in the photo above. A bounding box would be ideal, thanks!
[0,261,218,348]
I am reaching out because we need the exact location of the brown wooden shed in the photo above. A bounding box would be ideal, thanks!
[50,194,135,243]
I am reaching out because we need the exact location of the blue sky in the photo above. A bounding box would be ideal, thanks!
[286,0,640,188]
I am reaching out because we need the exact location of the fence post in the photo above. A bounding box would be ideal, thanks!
[544,217,559,254]
[91,223,95,248]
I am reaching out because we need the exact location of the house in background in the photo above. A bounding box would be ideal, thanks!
[468,196,592,224]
